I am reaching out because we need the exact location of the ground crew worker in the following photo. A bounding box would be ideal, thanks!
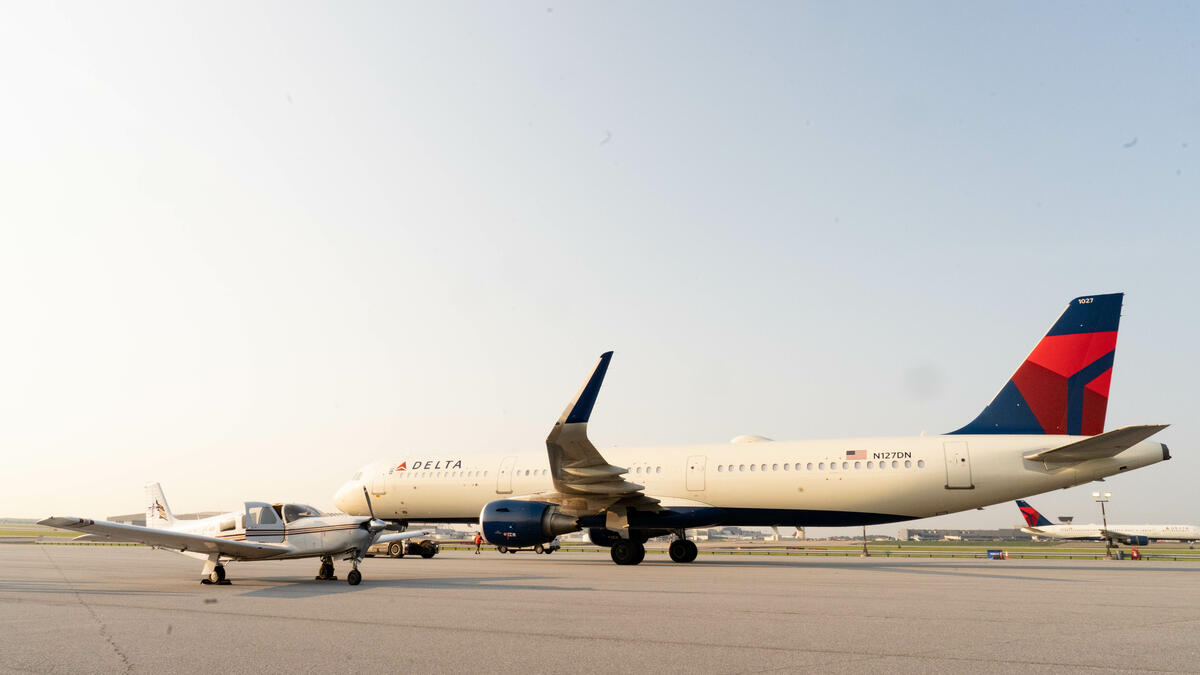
[473,532,483,554]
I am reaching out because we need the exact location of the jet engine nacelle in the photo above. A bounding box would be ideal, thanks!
[587,528,623,548]
[1123,535,1149,546]
[480,500,579,548]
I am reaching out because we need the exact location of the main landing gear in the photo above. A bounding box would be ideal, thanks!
[610,539,646,565]
[668,539,698,563]
[201,564,229,585]
[201,555,231,585]
[315,556,338,581]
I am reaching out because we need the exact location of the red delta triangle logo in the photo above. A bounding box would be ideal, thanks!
[396,462,407,472]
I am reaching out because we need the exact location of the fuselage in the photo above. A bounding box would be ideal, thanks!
[334,434,1169,530]
[1023,523,1200,541]
[161,503,372,561]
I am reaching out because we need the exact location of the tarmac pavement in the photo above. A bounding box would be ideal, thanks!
[1,544,1198,674]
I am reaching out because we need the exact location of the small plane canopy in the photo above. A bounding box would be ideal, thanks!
[282,504,323,523]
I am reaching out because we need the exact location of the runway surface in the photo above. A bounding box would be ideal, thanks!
[2,545,1198,674]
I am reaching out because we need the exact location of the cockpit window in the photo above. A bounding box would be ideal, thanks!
[283,504,322,522]
[353,472,362,481]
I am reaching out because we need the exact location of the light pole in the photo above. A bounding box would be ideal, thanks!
[861,525,869,557]
[1093,491,1113,558]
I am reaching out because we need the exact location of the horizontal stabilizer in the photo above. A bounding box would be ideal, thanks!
[1023,424,1168,463]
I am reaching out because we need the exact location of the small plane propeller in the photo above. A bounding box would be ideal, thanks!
[359,486,389,534]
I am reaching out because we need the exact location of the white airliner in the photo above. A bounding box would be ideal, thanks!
[41,483,429,584]
[334,293,1172,565]
[1016,500,1200,545]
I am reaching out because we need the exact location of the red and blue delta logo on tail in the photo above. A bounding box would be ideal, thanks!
[1016,500,1053,527]
[951,293,1122,436]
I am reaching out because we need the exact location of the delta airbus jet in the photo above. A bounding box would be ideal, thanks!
[1016,500,1199,545]
[335,293,1171,565]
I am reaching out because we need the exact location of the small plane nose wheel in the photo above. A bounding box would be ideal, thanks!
[347,560,362,586]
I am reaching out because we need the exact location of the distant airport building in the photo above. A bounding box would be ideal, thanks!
[902,528,1033,542]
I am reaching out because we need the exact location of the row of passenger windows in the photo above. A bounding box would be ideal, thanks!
[716,459,925,472]
[396,470,489,479]
[395,468,556,480]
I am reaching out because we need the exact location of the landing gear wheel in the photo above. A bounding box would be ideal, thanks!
[508,548,517,554]
[347,569,362,585]
[669,540,691,563]
[682,540,698,562]
[497,546,508,554]
[420,547,435,559]
[610,540,646,565]
[209,565,226,583]
[316,560,336,581]
[534,544,545,554]
[388,542,404,558]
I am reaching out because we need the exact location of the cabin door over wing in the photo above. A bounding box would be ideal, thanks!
[686,455,707,491]
[244,502,285,543]
[496,456,517,494]
[943,441,974,489]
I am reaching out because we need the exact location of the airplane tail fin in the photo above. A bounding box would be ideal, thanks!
[1016,500,1053,527]
[950,293,1123,435]
[145,482,176,529]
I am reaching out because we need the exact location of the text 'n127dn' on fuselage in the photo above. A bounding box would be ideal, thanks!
[335,293,1170,565]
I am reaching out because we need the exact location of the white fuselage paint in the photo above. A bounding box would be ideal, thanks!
[158,510,371,562]
[334,435,1167,526]
[1023,523,1200,541]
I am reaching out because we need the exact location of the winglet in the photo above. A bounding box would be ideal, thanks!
[558,351,613,426]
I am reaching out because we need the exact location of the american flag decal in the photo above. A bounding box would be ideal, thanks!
[845,450,866,459]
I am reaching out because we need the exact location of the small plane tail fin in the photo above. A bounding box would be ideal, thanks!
[1016,500,1053,527]
[950,293,1123,435]
[145,482,176,529]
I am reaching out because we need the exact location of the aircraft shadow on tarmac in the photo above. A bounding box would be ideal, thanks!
[234,575,594,599]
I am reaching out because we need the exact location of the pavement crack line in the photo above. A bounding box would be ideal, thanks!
[38,546,133,673]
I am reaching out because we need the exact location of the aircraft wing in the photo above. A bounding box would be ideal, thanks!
[542,352,659,517]
[374,530,433,546]
[1023,424,1169,464]
[38,517,292,560]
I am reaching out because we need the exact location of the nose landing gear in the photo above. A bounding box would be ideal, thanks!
[347,559,362,585]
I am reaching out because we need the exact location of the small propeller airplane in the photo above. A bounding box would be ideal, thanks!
[39,482,428,585]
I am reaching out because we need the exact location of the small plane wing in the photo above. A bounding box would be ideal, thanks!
[38,517,292,560]
[543,352,658,517]
[1023,424,1169,464]
[374,530,433,546]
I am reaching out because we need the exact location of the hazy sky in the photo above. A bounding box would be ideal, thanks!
[2,2,1196,536]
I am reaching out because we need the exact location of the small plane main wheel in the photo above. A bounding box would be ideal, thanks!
[210,565,226,583]
[534,543,545,554]
[497,546,508,554]
[669,540,690,563]
[683,540,698,562]
[388,542,404,558]
[347,569,362,585]
[610,539,644,565]
[420,546,435,559]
